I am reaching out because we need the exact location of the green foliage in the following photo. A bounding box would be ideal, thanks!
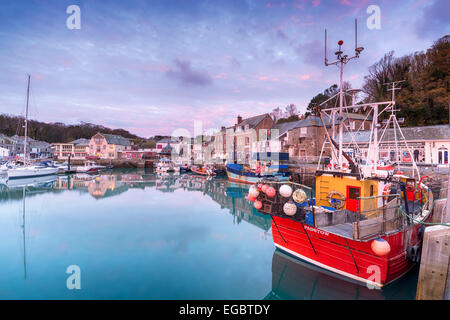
[276,115,299,124]
[362,35,449,126]
[0,114,142,143]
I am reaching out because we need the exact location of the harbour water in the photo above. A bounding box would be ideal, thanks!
[0,170,419,299]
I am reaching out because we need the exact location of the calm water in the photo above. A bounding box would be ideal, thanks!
[0,169,419,300]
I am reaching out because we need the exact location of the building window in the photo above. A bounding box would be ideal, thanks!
[300,127,307,135]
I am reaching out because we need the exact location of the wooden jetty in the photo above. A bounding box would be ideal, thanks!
[416,174,450,300]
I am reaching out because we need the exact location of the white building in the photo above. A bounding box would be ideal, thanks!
[0,146,9,158]
[340,124,450,167]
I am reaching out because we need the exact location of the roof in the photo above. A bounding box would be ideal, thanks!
[70,138,90,146]
[161,144,173,153]
[100,133,131,146]
[339,124,450,144]
[235,113,271,129]
[271,121,304,137]
[157,137,180,144]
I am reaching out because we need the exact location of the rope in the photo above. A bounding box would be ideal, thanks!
[398,194,450,227]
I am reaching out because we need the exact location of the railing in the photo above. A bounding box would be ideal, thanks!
[353,194,403,240]
[352,187,433,240]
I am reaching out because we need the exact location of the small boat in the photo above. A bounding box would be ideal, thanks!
[226,163,289,184]
[76,161,103,173]
[191,165,216,177]
[155,158,180,173]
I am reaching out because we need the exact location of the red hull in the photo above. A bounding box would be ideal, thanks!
[272,216,421,287]
[191,167,216,177]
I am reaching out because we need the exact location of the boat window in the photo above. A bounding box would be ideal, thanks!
[348,187,360,200]
[370,185,374,196]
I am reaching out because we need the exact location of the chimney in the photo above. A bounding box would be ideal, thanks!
[237,115,243,124]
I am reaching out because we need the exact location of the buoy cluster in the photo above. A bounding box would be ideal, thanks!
[247,182,307,217]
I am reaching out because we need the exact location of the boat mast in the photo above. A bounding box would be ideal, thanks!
[324,19,364,170]
[24,75,30,164]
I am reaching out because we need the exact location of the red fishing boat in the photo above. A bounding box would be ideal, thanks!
[190,165,216,177]
[248,21,434,288]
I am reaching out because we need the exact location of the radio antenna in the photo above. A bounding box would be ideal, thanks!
[323,19,364,168]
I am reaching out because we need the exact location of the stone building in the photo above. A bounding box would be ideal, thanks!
[227,114,274,164]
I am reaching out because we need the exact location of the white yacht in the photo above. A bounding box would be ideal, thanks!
[7,76,58,180]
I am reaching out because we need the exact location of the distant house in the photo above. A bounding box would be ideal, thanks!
[89,133,132,159]
[0,133,13,157]
[9,135,53,159]
[210,127,227,164]
[53,138,90,160]
[0,146,9,158]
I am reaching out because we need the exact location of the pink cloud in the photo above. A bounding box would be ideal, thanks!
[300,74,312,80]
[312,0,321,6]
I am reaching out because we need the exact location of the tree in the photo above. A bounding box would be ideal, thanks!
[270,107,283,122]
[284,104,298,117]
[362,35,449,126]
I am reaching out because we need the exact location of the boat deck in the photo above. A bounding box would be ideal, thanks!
[321,223,354,239]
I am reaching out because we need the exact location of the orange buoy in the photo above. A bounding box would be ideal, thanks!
[254,200,262,210]
[371,238,391,256]
[266,186,276,197]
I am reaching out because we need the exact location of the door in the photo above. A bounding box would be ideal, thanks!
[346,186,361,212]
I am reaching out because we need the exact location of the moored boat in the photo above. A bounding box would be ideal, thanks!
[76,161,103,173]
[6,76,59,180]
[191,165,216,177]
[226,163,289,184]
[155,158,180,173]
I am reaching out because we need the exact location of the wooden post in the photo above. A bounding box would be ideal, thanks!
[416,225,450,300]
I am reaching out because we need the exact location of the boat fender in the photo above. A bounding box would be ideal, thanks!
[382,184,391,201]
[406,245,421,263]
[417,225,426,240]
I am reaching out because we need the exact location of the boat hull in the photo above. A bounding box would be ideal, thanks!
[76,168,100,173]
[271,216,421,287]
[7,166,59,179]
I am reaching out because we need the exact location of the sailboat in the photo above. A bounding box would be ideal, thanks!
[7,75,58,180]
[249,21,434,288]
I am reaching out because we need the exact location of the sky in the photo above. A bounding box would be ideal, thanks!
[0,0,448,138]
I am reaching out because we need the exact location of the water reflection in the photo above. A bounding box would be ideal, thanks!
[0,170,271,232]
[0,170,417,299]
[265,249,418,300]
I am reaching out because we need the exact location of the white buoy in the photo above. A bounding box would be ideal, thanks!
[249,185,259,198]
[283,201,297,216]
[279,184,293,198]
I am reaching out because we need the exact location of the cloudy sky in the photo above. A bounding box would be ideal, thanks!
[0,0,448,137]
